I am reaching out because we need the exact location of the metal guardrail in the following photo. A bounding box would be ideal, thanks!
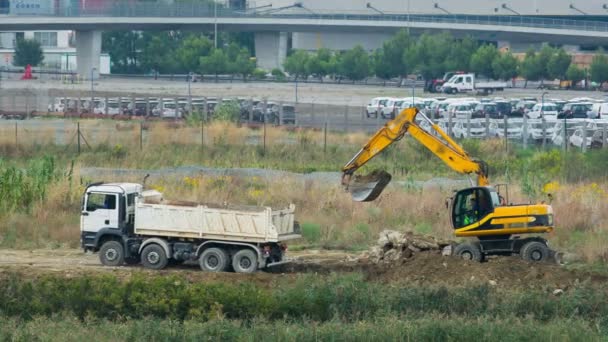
[5,2,608,33]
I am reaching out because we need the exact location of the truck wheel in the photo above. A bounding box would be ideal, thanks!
[99,241,125,267]
[454,243,483,262]
[434,84,442,93]
[232,249,258,273]
[141,244,168,270]
[521,241,549,262]
[199,247,229,272]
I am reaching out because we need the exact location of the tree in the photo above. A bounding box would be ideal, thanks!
[175,35,213,72]
[565,64,585,84]
[338,45,370,81]
[520,49,543,87]
[547,48,571,80]
[372,49,392,82]
[445,36,477,72]
[283,50,310,80]
[536,44,555,82]
[13,38,44,67]
[413,32,452,81]
[200,48,227,80]
[140,33,181,74]
[231,48,255,80]
[378,29,413,80]
[590,52,608,84]
[469,44,498,79]
[102,31,144,73]
[492,52,519,80]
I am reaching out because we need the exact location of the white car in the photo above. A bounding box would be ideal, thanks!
[569,128,594,148]
[526,103,558,120]
[525,119,556,141]
[453,120,488,139]
[366,97,392,118]
[496,120,524,139]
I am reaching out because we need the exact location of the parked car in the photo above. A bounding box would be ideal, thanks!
[525,119,556,141]
[366,97,392,118]
[511,100,536,117]
[496,120,524,139]
[495,100,512,117]
[526,103,559,120]
[452,120,487,139]
[587,102,608,119]
[569,128,594,149]
[557,103,590,119]
[472,102,498,118]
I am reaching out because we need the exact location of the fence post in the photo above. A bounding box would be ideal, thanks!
[375,106,380,130]
[77,121,81,154]
[77,94,81,115]
[522,113,528,149]
[130,95,135,116]
[174,97,179,119]
[146,96,150,117]
[541,116,547,149]
[104,95,109,116]
[503,115,508,151]
[582,123,587,153]
[562,120,567,151]
[448,111,452,137]
[203,97,208,121]
[466,113,471,138]
[263,98,267,153]
[485,113,490,138]
[279,100,284,126]
[344,105,349,133]
[159,98,164,119]
[201,119,204,148]
[140,121,143,151]
[248,98,253,123]
[324,119,328,153]
[603,124,607,149]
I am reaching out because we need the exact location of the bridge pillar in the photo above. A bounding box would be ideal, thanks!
[76,30,102,80]
[254,32,288,71]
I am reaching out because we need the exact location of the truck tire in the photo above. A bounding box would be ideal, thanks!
[521,241,549,262]
[199,247,229,272]
[99,241,125,267]
[454,243,483,262]
[232,249,258,273]
[141,244,168,270]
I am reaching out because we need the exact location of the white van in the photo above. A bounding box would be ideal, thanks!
[588,102,608,119]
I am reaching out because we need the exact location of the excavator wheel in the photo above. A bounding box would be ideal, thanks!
[454,243,483,262]
[520,241,550,262]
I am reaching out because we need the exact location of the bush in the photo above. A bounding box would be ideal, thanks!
[300,222,321,243]
[251,68,267,80]
[213,101,240,122]
[271,68,286,81]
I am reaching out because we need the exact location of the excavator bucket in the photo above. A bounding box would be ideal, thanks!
[347,170,392,202]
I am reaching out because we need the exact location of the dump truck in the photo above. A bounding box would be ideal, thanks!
[80,182,300,273]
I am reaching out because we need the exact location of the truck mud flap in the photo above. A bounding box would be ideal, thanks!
[265,259,293,268]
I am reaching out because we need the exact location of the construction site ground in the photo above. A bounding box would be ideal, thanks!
[1,248,605,291]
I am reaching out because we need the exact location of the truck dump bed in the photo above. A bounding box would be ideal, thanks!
[134,193,299,243]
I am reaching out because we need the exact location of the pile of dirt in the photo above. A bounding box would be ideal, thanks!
[360,230,453,264]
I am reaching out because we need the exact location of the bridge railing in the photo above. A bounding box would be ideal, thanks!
[8,1,608,33]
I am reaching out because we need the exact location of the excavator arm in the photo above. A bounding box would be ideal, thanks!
[342,107,489,201]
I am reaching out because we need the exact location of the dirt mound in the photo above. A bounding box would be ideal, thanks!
[285,231,608,290]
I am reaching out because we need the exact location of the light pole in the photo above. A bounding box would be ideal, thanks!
[433,2,451,14]
[214,0,218,49]
[90,67,96,112]
[501,3,520,15]
[366,2,384,15]
[569,4,587,15]
[541,91,548,147]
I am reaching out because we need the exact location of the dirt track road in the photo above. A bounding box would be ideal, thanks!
[1,248,606,291]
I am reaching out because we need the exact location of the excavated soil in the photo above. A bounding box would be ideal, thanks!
[0,247,605,291]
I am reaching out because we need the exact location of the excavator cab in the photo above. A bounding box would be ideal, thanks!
[451,187,498,229]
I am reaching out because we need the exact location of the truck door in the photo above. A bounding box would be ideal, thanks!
[81,192,120,233]
[464,76,473,91]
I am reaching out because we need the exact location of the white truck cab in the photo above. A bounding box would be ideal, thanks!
[441,73,507,95]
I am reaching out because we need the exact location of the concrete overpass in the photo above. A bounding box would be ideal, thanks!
[4,8,608,77]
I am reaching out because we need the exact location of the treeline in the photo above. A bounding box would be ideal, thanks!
[102,31,257,78]
[102,29,608,86]
[283,30,608,86]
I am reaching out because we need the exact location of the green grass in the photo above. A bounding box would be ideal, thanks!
[0,315,601,341]
[0,272,606,340]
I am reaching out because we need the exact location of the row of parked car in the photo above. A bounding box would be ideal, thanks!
[417,116,608,149]
[46,97,297,124]
[366,95,608,121]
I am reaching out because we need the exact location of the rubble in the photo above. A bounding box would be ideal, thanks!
[365,230,454,264]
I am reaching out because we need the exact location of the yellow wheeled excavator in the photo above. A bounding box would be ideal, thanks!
[342,107,556,262]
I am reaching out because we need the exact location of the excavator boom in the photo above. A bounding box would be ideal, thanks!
[342,107,489,201]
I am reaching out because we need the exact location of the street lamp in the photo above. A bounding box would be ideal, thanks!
[214,0,218,49]
[569,4,587,15]
[366,2,384,15]
[501,3,520,15]
[433,3,451,14]
[90,67,96,112]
